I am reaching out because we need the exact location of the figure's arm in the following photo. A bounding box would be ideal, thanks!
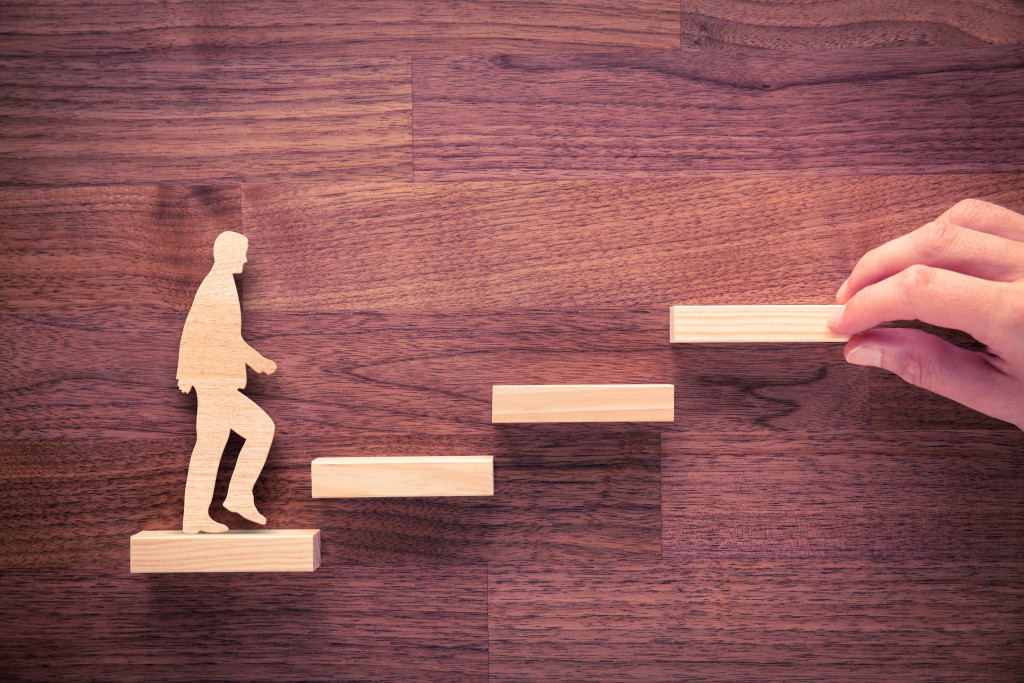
[244,343,277,375]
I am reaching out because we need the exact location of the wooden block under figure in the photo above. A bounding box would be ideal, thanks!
[311,456,494,498]
[492,384,674,423]
[130,529,321,573]
[670,305,851,343]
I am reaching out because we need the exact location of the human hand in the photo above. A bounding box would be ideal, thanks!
[827,199,1024,431]
[251,355,277,375]
[178,379,193,394]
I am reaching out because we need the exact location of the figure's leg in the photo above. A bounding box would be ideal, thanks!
[223,391,275,525]
[182,390,231,534]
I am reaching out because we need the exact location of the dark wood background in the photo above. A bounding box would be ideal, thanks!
[2,1,1024,680]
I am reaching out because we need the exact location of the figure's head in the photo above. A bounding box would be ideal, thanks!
[213,231,248,273]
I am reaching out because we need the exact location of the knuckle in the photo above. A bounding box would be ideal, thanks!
[893,353,933,388]
[914,220,957,260]
[899,264,935,296]
[949,198,990,226]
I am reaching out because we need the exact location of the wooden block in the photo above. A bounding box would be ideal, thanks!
[492,384,674,423]
[311,456,494,498]
[129,529,321,573]
[670,305,851,343]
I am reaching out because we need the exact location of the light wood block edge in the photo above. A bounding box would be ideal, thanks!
[670,305,851,343]
[311,456,494,498]
[492,384,675,423]
[130,529,321,573]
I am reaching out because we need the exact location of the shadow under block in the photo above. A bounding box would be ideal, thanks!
[670,305,850,343]
[130,529,321,573]
[311,456,494,498]
[492,384,674,423]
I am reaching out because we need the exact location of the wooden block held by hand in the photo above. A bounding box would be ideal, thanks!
[311,456,494,498]
[130,529,321,573]
[492,384,674,423]
[670,305,850,343]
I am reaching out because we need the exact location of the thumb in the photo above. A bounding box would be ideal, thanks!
[844,327,1019,426]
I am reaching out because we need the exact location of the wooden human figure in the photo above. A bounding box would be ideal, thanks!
[177,231,277,533]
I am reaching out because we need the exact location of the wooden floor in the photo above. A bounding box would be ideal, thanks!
[2,2,1024,680]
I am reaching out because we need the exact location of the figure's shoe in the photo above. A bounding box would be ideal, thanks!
[224,495,267,525]
[183,518,229,534]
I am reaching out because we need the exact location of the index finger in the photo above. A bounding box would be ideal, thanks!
[828,264,1015,350]
[938,198,1024,243]
[836,220,1024,304]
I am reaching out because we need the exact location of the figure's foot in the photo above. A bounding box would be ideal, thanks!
[223,495,267,525]
[183,518,229,534]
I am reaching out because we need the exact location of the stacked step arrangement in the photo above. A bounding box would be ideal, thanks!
[130,305,843,572]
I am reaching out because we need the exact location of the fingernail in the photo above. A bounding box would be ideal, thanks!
[846,344,882,367]
[836,278,849,300]
[827,304,844,328]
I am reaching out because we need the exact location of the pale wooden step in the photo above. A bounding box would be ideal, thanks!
[130,529,321,573]
[311,456,494,498]
[492,384,674,423]
[670,305,850,343]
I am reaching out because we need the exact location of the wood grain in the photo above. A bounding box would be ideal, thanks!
[130,529,321,573]
[5,1,1019,59]
[0,0,679,57]
[0,310,677,440]
[244,177,854,309]
[670,305,848,342]
[0,431,660,568]
[241,176,1024,310]
[0,564,487,681]
[311,456,494,498]
[666,342,869,432]
[309,429,660,562]
[2,309,874,441]
[492,384,675,423]
[6,177,1022,314]
[489,559,1024,681]
[661,432,1024,559]
[681,0,1024,49]
[413,47,1024,180]
[0,185,240,314]
[0,55,410,185]
[3,1,1023,678]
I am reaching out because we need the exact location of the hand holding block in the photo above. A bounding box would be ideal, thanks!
[130,529,321,573]
[492,384,674,423]
[670,305,851,343]
[311,456,494,498]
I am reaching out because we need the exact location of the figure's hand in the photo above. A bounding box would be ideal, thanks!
[827,199,1024,430]
[251,355,277,375]
[178,379,192,394]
